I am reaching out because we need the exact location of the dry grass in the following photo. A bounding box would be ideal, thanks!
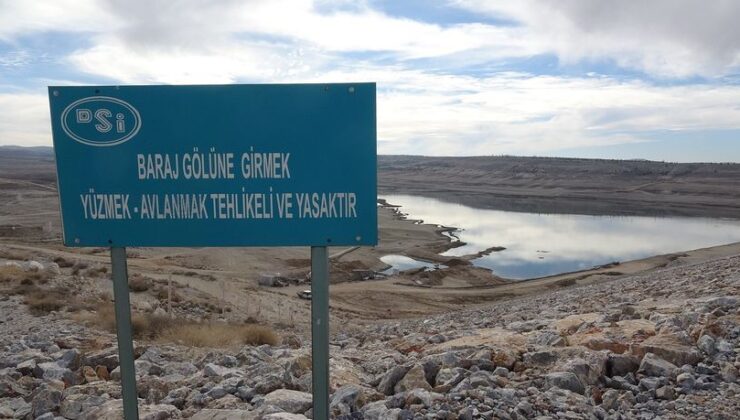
[554,278,577,288]
[53,256,74,268]
[70,261,89,275]
[84,304,278,347]
[0,266,27,283]
[83,265,108,278]
[23,289,69,315]
[160,323,278,347]
[154,288,182,303]
[128,274,151,292]
[0,265,51,284]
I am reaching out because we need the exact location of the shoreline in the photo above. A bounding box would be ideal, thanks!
[379,195,740,282]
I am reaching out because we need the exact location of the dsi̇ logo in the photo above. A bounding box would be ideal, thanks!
[61,96,141,147]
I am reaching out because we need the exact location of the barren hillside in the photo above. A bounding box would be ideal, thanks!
[379,155,740,218]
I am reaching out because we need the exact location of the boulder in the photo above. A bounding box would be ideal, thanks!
[557,356,606,386]
[601,389,619,411]
[83,347,119,372]
[80,400,180,419]
[15,359,37,375]
[33,361,76,385]
[404,388,443,408]
[607,354,640,377]
[655,385,675,400]
[329,384,360,415]
[31,388,62,417]
[545,372,585,395]
[376,365,410,396]
[434,368,465,390]
[633,334,702,367]
[638,353,678,378]
[204,363,239,378]
[676,372,695,392]
[190,409,257,419]
[529,330,566,347]
[0,377,28,398]
[262,389,312,414]
[82,366,99,383]
[59,393,108,419]
[52,348,81,370]
[263,414,308,420]
[394,364,431,394]
[696,335,716,356]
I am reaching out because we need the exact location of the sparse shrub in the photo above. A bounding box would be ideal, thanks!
[554,278,576,288]
[24,289,68,314]
[0,265,49,283]
[238,324,278,346]
[66,302,96,313]
[8,283,38,295]
[129,274,151,292]
[71,261,89,275]
[154,288,182,303]
[160,323,278,347]
[84,265,108,278]
[53,256,74,268]
[0,266,24,283]
[83,304,278,347]
[131,313,174,339]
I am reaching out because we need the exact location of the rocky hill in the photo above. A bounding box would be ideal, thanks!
[1,251,738,419]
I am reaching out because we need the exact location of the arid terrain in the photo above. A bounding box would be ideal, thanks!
[379,155,740,218]
[0,146,739,419]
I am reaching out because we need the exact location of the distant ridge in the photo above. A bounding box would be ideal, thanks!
[1,146,738,166]
[378,155,740,218]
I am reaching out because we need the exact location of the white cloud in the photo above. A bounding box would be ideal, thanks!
[69,36,315,84]
[455,0,740,78]
[0,93,51,146]
[1,0,740,157]
[0,0,117,41]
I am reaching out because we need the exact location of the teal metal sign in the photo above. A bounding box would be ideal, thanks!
[49,83,377,247]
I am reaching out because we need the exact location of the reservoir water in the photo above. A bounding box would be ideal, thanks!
[383,195,740,280]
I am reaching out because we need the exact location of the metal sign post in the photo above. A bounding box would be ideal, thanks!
[311,246,330,418]
[110,247,139,420]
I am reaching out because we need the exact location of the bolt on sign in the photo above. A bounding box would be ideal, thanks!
[49,84,377,247]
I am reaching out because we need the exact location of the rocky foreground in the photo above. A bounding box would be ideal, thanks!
[1,255,739,419]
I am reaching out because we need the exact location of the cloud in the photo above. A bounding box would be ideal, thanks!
[290,66,740,155]
[454,0,740,78]
[0,93,51,146]
[0,0,117,41]
[1,0,739,158]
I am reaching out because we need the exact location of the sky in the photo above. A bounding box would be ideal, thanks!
[1,0,739,162]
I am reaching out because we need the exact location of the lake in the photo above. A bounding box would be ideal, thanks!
[383,195,740,280]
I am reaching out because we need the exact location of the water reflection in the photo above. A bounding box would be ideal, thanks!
[380,254,443,273]
[383,195,740,280]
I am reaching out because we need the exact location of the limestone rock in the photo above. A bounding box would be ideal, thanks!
[377,365,410,396]
[638,353,678,378]
[545,372,585,395]
[394,364,431,394]
[262,389,312,414]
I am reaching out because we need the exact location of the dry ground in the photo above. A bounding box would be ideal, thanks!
[2,146,740,329]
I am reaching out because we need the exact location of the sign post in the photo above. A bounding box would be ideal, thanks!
[110,247,139,420]
[311,246,330,418]
[48,83,376,419]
